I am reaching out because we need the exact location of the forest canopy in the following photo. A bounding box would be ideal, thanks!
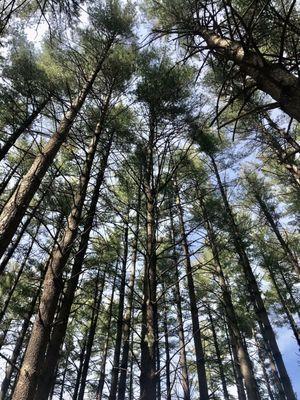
[0,1,299,399]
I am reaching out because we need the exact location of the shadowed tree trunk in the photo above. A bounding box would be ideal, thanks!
[12,117,106,400]
[0,40,113,259]
[34,131,113,400]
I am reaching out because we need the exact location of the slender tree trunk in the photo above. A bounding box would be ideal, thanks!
[225,325,247,400]
[140,117,158,400]
[0,274,43,400]
[175,184,209,400]
[207,306,230,400]
[109,218,129,400]
[263,258,300,347]
[77,268,106,400]
[253,330,275,400]
[162,289,171,400]
[0,97,50,161]
[252,186,300,277]
[169,210,191,400]
[0,221,39,323]
[200,197,260,400]
[58,352,69,400]
[34,131,113,400]
[72,334,88,400]
[0,40,113,259]
[12,118,105,400]
[278,269,300,318]
[96,271,118,400]
[210,155,296,400]
[117,185,141,400]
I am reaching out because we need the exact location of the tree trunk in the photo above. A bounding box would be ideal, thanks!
[210,155,296,400]
[109,217,129,400]
[117,185,141,400]
[72,334,88,400]
[263,258,300,347]
[253,330,276,400]
[175,184,209,400]
[96,270,118,400]
[0,274,43,400]
[162,289,171,400]
[207,306,230,400]
[0,97,50,161]
[253,187,300,277]
[77,268,106,400]
[169,210,191,400]
[225,325,247,400]
[193,26,300,121]
[199,197,260,400]
[34,132,113,400]
[0,40,112,259]
[12,118,105,400]
[140,118,158,400]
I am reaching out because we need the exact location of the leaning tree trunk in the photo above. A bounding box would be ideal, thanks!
[34,131,113,400]
[12,118,105,400]
[0,97,50,161]
[175,184,209,400]
[252,186,300,277]
[207,305,230,400]
[210,155,296,400]
[162,288,172,400]
[200,197,260,400]
[263,257,300,347]
[0,40,113,259]
[77,268,106,400]
[0,272,44,400]
[192,26,300,121]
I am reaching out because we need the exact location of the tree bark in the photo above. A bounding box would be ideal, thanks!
[12,117,105,400]
[140,118,158,400]
[0,273,43,400]
[0,40,112,259]
[34,131,113,400]
[193,26,300,122]
[169,209,191,400]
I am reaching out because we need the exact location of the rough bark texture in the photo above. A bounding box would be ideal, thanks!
[34,132,113,400]
[0,41,112,259]
[12,120,104,400]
